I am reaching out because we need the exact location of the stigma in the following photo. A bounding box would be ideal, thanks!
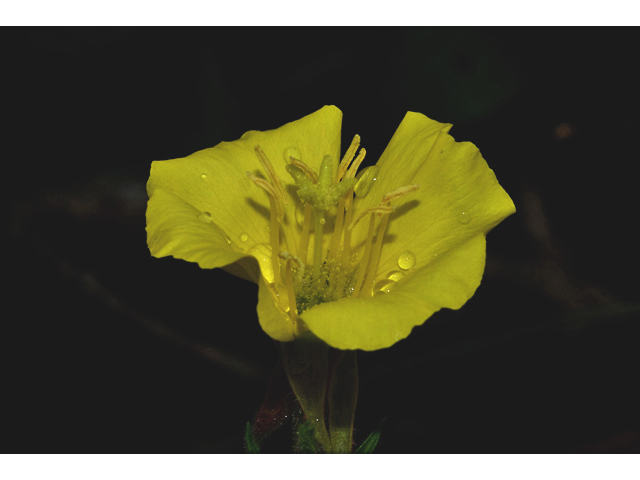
[246,136,418,330]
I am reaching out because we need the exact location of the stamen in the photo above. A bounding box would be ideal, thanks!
[382,184,420,204]
[298,203,312,263]
[349,205,395,230]
[290,157,318,184]
[345,148,366,180]
[254,146,288,207]
[342,187,355,264]
[312,208,325,280]
[247,171,282,285]
[269,195,281,285]
[280,252,300,318]
[351,214,376,298]
[246,171,284,221]
[344,149,366,212]
[359,184,420,296]
[336,134,361,183]
[327,196,345,261]
[360,212,391,298]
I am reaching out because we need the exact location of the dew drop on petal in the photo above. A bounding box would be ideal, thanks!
[458,212,470,224]
[320,217,326,225]
[265,225,271,233]
[239,232,249,242]
[397,250,416,270]
[387,270,405,282]
[197,212,212,224]
[354,165,379,198]
[249,243,274,283]
[201,173,207,179]
[373,279,397,296]
[283,146,301,163]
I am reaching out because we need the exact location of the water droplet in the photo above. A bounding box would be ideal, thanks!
[197,212,212,224]
[387,270,405,282]
[265,225,271,233]
[249,243,274,283]
[239,232,249,242]
[283,146,302,163]
[225,236,231,245]
[319,217,326,225]
[373,279,397,296]
[397,250,416,270]
[200,173,207,179]
[354,165,379,198]
[295,203,314,231]
[458,212,470,224]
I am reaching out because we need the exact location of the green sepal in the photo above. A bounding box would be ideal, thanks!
[279,332,331,452]
[294,420,322,454]
[354,418,386,454]
[245,422,260,454]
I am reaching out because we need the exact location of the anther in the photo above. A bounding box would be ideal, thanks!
[254,146,288,207]
[246,171,284,221]
[289,157,318,184]
[345,148,366,180]
[382,184,420,204]
[336,134,361,183]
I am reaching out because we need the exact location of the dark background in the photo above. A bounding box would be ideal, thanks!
[5,28,639,453]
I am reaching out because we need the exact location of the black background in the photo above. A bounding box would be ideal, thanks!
[4,28,640,453]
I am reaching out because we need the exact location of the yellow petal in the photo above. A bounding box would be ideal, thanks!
[146,188,248,269]
[299,234,486,351]
[352,111,515,281]
[147,105,342,274]
[257,275,296,342]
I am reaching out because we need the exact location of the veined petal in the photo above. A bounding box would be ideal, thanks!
[352,111,515,283]
[299,234,486,351]
[147,105,342,280]
[146,188,248,269]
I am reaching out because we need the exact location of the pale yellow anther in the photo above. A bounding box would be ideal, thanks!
[382,184,420,204]
[336,134,361,183]
[349,205,395,230]
[254,145,288,206]
[345,148,366,180]
[289,157,318,184]
[246,171,284,221]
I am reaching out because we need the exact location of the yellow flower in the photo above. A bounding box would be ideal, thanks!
[146,106,515,351]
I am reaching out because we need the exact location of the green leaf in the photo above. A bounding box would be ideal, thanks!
[245,422,260,454]
[354,418,386,454]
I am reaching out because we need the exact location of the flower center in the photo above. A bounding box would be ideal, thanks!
[246,136,418,324]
